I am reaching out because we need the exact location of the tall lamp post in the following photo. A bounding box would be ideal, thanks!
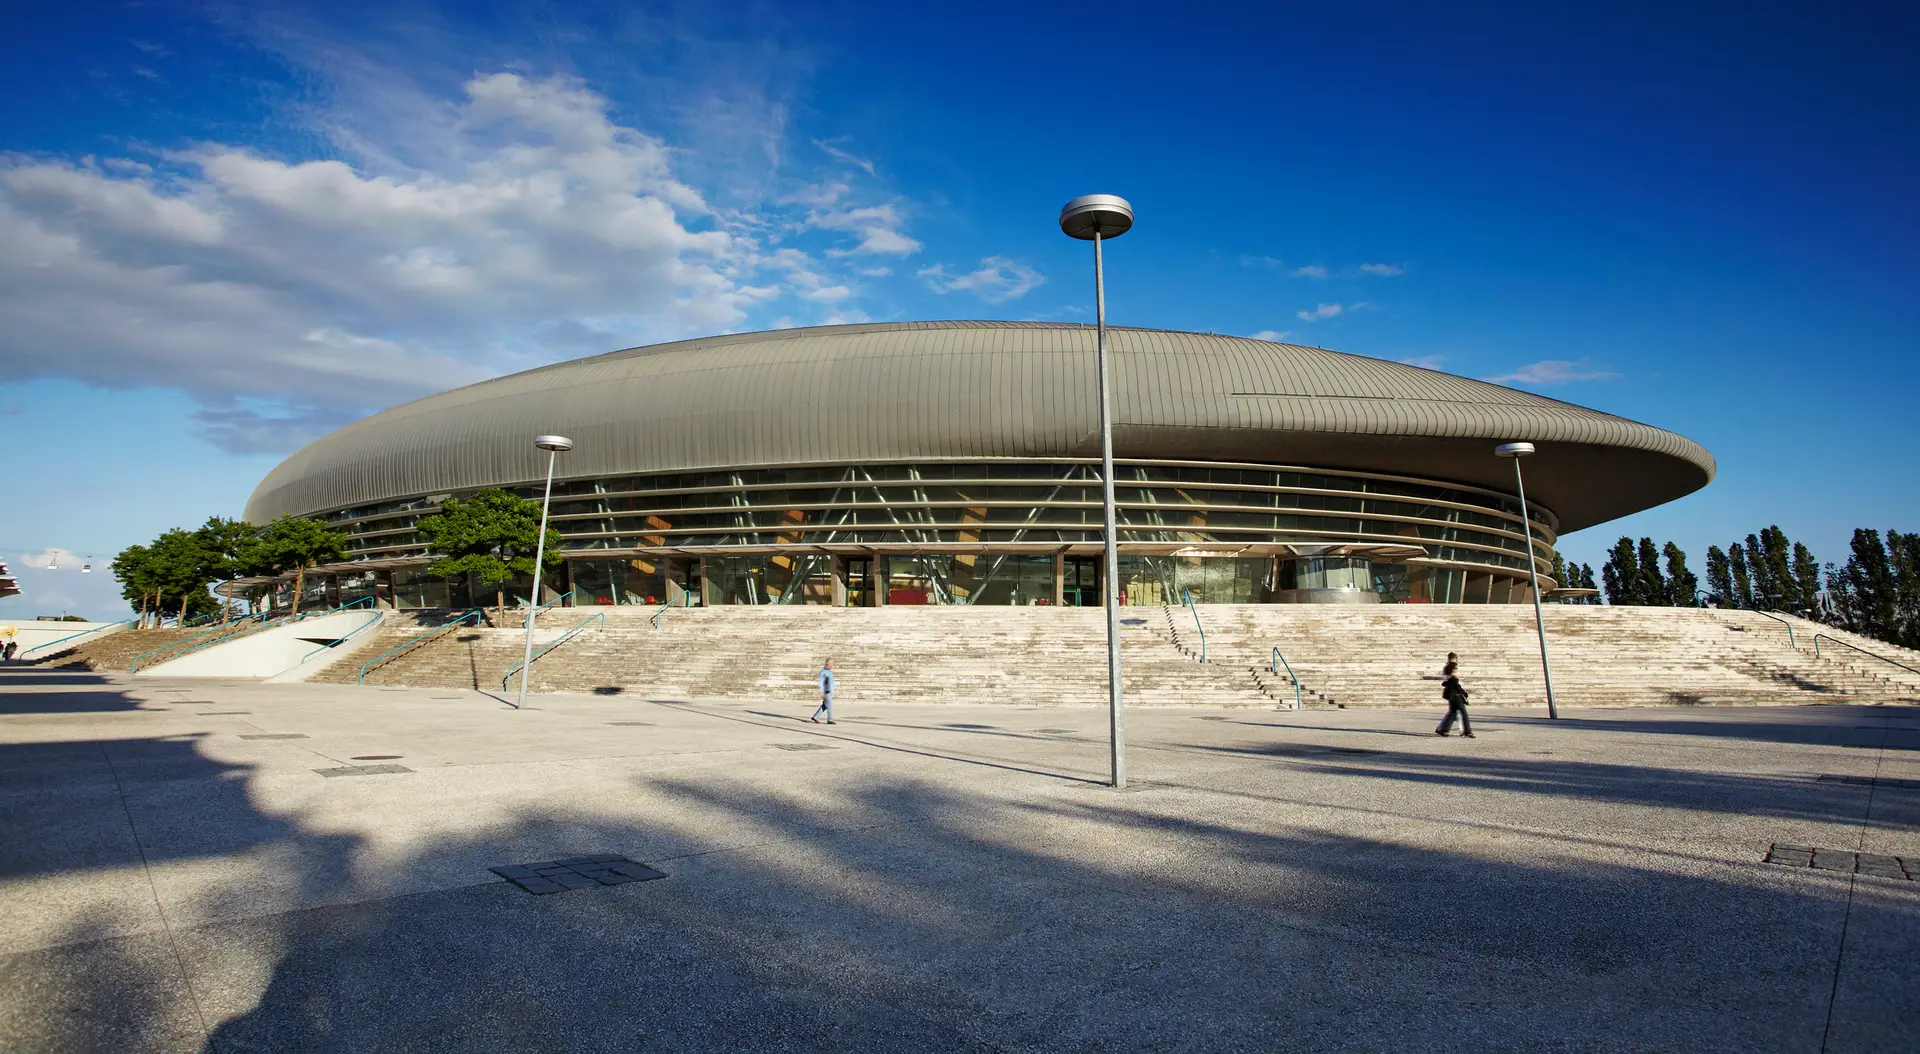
[517,434,573,709]
[1495,442,1557,720]
[1059,194,1134,788]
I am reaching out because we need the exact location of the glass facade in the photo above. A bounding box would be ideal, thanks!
[293,458,1560,605]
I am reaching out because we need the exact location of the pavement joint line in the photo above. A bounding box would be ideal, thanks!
[97,740,216,1047]
[1818,726,1891,1053]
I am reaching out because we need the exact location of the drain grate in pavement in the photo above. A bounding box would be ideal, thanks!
[608,721,654,726]
[492,855,666,894]
[1325,747,1385,756]
[945,723,996,729]
[351,754,403,761]
[1815,774,1920,791]
[773,743,836,751]
[315,763,413,777]
[199,711,251,716]
[240,733,308,740]
[1195,716,1230,721]
[1033,728,1075,735]
[1764,843,1914,880]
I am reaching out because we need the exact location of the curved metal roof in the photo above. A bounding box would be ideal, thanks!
[244,321,1714,533]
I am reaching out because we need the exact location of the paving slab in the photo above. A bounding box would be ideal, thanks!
[0,668,1914,1051]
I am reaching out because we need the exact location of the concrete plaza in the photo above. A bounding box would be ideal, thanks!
[1,668,1915,1052]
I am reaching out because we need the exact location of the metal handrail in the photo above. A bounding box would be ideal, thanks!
[1271,647,1304,710]
[293,610,385,665]
[358,609,483,684]
[1813,633,1920,677]
[501,611,605,690]
[21,618,134,659]
[651,589,693,629]
[1752,609,1796,648]
[130,611,273,672]
[133,597,374,673]
[1182,587,1207,663]
[534,590,573,614]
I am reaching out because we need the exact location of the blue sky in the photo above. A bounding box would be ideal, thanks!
[3,1,1915,618]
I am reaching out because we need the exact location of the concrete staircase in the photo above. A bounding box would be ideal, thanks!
[31,627,201,671]
[303,604,1920,709]
[1192,606,1920,708]
[313,608,587,689]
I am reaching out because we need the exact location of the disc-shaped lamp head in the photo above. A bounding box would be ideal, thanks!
[534,435,575,452]
[1058,194,1134,240]
[1494,442,1536,458]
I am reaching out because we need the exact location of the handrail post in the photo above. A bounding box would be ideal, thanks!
[1271,646,1303,710]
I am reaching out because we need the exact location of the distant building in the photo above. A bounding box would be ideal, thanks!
[242,322,1712,608]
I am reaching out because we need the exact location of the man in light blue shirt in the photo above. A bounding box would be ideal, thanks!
[811,659,837,724]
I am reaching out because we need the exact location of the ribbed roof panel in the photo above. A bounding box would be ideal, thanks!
[244,322,1714,533]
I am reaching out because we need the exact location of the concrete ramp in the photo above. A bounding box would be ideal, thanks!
[135,610,383,680]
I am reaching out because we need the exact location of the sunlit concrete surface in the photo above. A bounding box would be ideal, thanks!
[1,668,1915,1052]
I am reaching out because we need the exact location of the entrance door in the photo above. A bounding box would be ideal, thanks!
[1064,557,1101,607]
[845,558,871,607]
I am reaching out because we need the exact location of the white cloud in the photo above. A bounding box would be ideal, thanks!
[918,256,1045,303]
[856,265,892,277]
[1483,359,1620,385]
[810,202,922,255]
[1359,263,1404,276]
[1291,264,1328,278]
[0,70,884,452]
[1250,330,1292,342]
[14,548,77,571]
[1296,303,1344,321]
[1397,354,1447,370]
[812,138,875,175]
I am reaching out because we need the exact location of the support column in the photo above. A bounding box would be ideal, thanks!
[830,555,847,607]
[875,556,888,606]
[1053,553,1065,606]
[697,559,711,607]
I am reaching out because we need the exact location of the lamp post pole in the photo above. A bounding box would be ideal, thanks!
[1060,194,1134,788]
[1496,442,1557,720]
[518,435,573,709]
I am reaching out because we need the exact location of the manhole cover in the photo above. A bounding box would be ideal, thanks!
[200,711,251,716]
[1763,843,1913,880]
[608,721,653,727]
[240,733,308,740]
[491,855,665,895]
[592,687,625,695]
[351,754,403,761]
[315,764,413,777]
[773,743,836,751]
[1195,716,1229,721]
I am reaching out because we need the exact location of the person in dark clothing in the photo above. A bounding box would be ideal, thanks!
[1435,664,1473,737]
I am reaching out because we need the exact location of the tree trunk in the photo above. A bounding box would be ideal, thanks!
[138,598,148,629]
[180,595,189,624]
[496,589,505,626]
[292,566,306,616]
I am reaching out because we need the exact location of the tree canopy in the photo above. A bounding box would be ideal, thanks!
[415,488,561,618]
[242,515,348,615]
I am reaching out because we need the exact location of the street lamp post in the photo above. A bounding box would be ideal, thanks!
[517,434,574,709]
[1060,194,1134,788]
[1495,442,1557,720]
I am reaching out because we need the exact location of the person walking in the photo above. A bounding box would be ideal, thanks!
[811,658,837,725]
[1435,658,1473,738]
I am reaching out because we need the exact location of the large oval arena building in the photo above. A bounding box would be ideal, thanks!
[243,322,1714,608]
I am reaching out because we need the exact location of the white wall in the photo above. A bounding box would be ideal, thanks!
[136,611,382,679]
[8,620,127,659]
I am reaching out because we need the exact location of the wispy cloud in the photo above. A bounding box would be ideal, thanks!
[1483,359,1620,385]
[1250,330,1292,342]
[855,265,891,277]
[1238,254,1284,268]
[1291,264,1328,278]
[813,138,876,175]
[810,203,922,255]
[1397,354,1446,370]
[1295,302,1369,322]
[1359,263,1404,276]
[919,256,1045,303]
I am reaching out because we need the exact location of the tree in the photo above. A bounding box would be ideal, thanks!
[1602,537,1639,605]
[415,488,561,621]
[243,515,349,615]
[111,544,157,627]
[1744,532,1776,608]
[195,516,257,623]
[1637,537,1668,606]
[1790,542,1822,618]
[1663,542,1700,606]
[1891,530,1920,649]
[1729,543,1755,609]
[1578,564,1600,604]
[1704,546,1733,608]
[144,528,225,624]
[1551,553,1571,598]
[1758,527,1796,611]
